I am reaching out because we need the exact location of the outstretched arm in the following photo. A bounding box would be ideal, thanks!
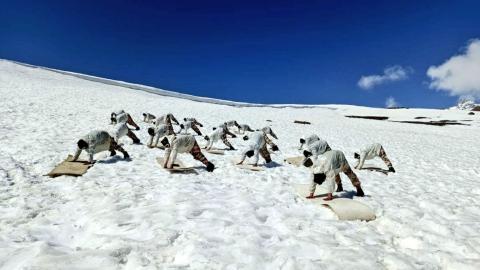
[72,148,82,161]
[356,153,366,169]
[167,147,178,168]
[163,148,172,168]
[237,150,247,165]
[307,174,317,198]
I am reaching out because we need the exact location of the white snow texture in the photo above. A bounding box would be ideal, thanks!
[0,60,480,269]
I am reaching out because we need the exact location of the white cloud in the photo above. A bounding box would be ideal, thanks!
[358,66,412,90]
[385,96,399,108]
[427,39,480,99]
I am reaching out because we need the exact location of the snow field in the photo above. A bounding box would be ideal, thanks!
[0,60,480,269]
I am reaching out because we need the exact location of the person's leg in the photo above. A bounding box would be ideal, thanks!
[111,139,130,159]
[343,165,364,196]
[190,141,209,166]
[335,174,343,192]
[126,114,140,130]
[191,123,202,136]
[379,147,395,172]
[259,145,272,164]
[127,130,141,144]
[221,134,235,150]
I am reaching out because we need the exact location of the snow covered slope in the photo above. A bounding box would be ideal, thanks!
[1,59,480,269]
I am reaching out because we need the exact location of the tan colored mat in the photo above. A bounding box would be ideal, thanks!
[156,157,196,173]
[46,155,93,178]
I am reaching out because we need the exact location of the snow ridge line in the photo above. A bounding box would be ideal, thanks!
[1,59,335,109]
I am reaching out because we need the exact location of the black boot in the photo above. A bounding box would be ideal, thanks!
[336,182,343,192]
[229,146,235,150]
[355,185,365,197]
[206,162,215,172]
[388,166,396,173]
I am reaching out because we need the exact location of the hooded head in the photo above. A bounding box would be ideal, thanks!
[303,150,312,158]
[243,135,249,141]
[303,157,313,168]
[148,127,156,136]
[160,137,170,148]
[354,153,360,159]
[77,139,89,150]
[246,150,254,157]
[143,113,147,117]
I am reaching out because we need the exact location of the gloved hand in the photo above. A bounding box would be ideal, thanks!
[206,162,215,172]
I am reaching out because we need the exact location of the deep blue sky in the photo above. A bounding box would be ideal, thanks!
[1,0,479,108]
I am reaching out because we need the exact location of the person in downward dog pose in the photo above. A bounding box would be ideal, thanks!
[111,122,133,143]
[153,113,179,135]
[225,120,241,131]
[302,138,331,161]
[111,110,140,129]
[238,124,254,134]
[179,119,203,136]
[147,124,169,148]
[258,126,278,140]
[303,150,364,200]
[354,143,395,172]
[143,113,156,123]
[161,134,215,172]
[110,111,141,143]
[237,129,279,167]
[184,117,204,127]
[204,125,236,150]
[73,130,130,164]
[298,134,320,150]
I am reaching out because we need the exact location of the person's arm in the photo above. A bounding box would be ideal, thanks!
[163,147,172,168]
[356,152,367,169]
[88,151,94,164]
[167,146,179,168]
[237,149,247,164]
[252,149,260,166]
[72,148,82,161]
[324,171,337,194]
[307,174,317,198]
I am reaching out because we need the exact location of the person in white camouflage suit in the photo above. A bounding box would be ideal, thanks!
[73,130,130,164]
[160,134,215,172]
[354,143,395,172]
[303,150,364,200]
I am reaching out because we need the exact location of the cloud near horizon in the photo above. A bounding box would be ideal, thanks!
[427,39,480,100]
[358,66,412,90]
[385,96,399,108]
